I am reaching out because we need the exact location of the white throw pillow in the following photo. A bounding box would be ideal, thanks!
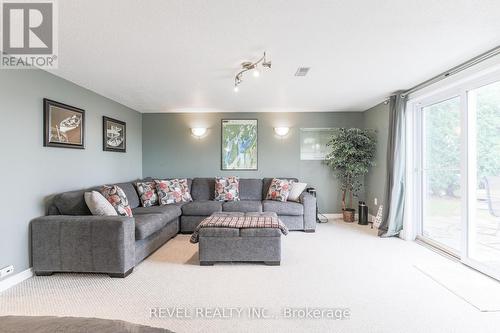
[85,191,118,216]
[287,182,308,202]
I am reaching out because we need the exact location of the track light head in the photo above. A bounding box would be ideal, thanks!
[233,52,271,90]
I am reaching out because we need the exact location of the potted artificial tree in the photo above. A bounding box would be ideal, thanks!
[325,128,376,222]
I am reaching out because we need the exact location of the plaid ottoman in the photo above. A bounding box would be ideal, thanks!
[197,212,284,266]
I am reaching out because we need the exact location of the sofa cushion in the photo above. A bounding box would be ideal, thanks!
[135,213,173,240]
[191,178,215,201]
[265,178,295,202]
[100,185,133,217]
[132,204,182,217]
[53,189,93,215]
[287,182,308,202]
[180,216,206,233]
[222,200,262,213]
[150,178,192,193]
[115,182,140,209]
[182,201,222,216]
[262,200,304,216]
[262,177,299,199]
[239,179,263,201]
[155,179,193,205]
[214,176,240,201]
[135,181,159,207]
[84,191,118,216]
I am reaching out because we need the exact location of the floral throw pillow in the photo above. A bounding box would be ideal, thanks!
[155,179,193,205]
[266,178,294,202]
[100,185,133,217]
[214,176,240,201]
[135,181,159,207]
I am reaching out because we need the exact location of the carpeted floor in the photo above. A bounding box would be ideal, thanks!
[2,219,500,332]
[0,315,171,333]
[415,260,500,312]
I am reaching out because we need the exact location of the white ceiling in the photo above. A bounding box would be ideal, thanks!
[51,0,500,113]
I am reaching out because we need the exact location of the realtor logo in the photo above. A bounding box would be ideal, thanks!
[1,0,58,68]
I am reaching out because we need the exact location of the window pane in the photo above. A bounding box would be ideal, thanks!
[422,97,461,252]
[470,81,500,270]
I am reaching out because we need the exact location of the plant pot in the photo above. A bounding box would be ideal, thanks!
[342,208,355,223]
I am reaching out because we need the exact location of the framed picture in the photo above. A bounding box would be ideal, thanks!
[221,119,258,170]
[103,116,126,153]
[299,128,335,160]
[43,98,85,149]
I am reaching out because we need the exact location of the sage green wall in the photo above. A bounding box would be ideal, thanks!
[0,69,142,276]
[0,66,388,278]
[142,112,364,213]
[363,102,390,216]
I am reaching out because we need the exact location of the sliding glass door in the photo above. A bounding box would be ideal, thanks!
[467,80,500,276]
[413,72,500,280]
[421,97,462,254]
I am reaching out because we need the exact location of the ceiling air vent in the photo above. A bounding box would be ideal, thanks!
[295,67,310,76]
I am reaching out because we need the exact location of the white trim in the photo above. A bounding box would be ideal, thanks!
[323,213,342,219]
[461,87,471,262]
[417,235,460,258]
[407,56,500,101]
[403,101,417,241]
[0,268,33,293]
[322,213,361,219]
[323,213,378,226]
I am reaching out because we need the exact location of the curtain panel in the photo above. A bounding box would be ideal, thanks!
[379,93,406,237]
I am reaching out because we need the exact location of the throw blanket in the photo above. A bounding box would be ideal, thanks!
[190,215,289,243]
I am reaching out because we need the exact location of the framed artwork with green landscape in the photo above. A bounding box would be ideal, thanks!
[221,119,258,170]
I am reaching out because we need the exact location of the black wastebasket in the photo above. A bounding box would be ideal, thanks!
[358,201,368,225]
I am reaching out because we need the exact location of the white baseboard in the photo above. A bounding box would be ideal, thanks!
[322,213,363,219]
[321,213,379,228]
[0,268,33,293]
[322,213,342,219]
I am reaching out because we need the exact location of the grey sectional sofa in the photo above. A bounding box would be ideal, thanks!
[31,177,316,277]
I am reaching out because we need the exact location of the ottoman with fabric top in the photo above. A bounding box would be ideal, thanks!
[190,212,288,266]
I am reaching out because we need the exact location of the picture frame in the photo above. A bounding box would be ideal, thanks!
[103,116,126,153]
[299,128,335,160]
[43,98,85,149]
[221,119,258,170]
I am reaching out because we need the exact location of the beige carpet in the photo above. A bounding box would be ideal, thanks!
[415,261,500,312]
[0,315,171,333]
[2,220,500,332]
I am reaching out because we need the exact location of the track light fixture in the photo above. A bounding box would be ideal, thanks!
[234,52,271,92]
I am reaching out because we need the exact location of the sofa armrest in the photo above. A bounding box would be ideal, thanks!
[300,192,316,232]
[31,215,135,276]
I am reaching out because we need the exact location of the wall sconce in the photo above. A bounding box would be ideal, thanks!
[274,127,290,137]
[191,127,207,138]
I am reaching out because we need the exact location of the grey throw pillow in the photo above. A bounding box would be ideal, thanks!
[84,191,118,216]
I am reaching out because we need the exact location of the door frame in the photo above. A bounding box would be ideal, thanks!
[407,67,500,281]
[410,89,463,257]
